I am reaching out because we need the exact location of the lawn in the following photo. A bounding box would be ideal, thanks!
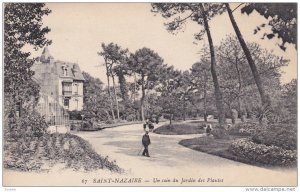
[179,122,297,167]
[153,122,207,135]
[178,135,265,166]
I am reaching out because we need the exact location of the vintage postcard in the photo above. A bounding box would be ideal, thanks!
[2,2,298,189]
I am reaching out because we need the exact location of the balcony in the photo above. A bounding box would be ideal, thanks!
[63,90,72,96]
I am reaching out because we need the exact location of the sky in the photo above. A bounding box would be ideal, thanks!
[29,3,297,85]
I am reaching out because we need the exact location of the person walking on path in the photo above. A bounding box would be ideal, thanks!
[143,119,150,132]
[142,131,151,157]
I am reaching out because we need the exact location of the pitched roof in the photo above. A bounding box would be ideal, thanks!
[34,47,85,81]
[55,61,85,81]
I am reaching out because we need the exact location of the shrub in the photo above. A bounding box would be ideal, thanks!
[239,109,246,122]
[229,138,297,166]
[80,121,93,131]
[69,110,83,120]
[105,119,115,124]
[228,122,261,136]
[252,123,297,150]
[115,119,127,123]
[70,124,76,131]
[127,114,136,121]
[10,111,48,139]
[231,109,238,124]
[211,125,229,139]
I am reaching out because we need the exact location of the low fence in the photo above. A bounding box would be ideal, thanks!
[36,93,70,126]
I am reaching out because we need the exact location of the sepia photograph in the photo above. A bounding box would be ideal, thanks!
[2,1,298,189]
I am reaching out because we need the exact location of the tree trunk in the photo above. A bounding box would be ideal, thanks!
[140,75,146,122]
[226,3,271,112]
[133,72,137,102]
[111,75,120,119]
[105,110,111,120]
[140,103,145,122]
[118,72,129,103]
[203,71,208,122]
[200,4,226,126]
[234,53,243,119]
[105,63,115,121]
[183,103,186,121]
[169,114,173,125]
[145,81,150,119]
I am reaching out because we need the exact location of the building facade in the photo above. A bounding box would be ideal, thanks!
[32,47,85,126]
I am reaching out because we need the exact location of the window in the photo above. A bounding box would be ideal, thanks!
[16,102,21,118]
[64,68,68,76]
[64,98,70,108]
[75,99,78,110]
[62,66,67,76]
[74,83,78,95]
[62,82,72,96]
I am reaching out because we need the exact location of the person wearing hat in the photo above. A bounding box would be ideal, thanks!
[148,120,154,132]
[142,131,151,157]
[143,119,149,132]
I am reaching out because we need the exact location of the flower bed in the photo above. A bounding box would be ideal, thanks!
[229,138,297,166]
[4,133,123,172]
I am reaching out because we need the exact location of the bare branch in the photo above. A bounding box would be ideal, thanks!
[232,3,245,13]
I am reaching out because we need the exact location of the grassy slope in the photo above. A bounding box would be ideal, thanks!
[4,133,123,172]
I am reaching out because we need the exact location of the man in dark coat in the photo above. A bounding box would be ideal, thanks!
[149,121,154,132]
[142,131,151,157]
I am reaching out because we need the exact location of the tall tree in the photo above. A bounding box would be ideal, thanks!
[178,70,194,121]
[82,72,111,121]
[113,56,131,117]
[98,43,128,120]
[4,3,51,119]
[226,3,272,121]
[101,55,115,121]
[152,3,227,126]
[156,67,183,124]
[241,3,297,50]
[216,35,288,121]
[217,35,247,116]
[280,79,297,123]
[190,57,212,122]
[129,48,164,121]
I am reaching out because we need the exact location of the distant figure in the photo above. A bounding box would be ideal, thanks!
[155,116,159,124]
[143,119,150,132]
[149,120,154,132]
[142,131,151,157]
[226,124,232,130]
[143,119,154,132]
[206,124,212,136]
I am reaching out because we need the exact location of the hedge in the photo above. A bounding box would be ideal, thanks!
[252,123,297,150]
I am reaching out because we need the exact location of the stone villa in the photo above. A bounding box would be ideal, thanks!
[32,47,85,127]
